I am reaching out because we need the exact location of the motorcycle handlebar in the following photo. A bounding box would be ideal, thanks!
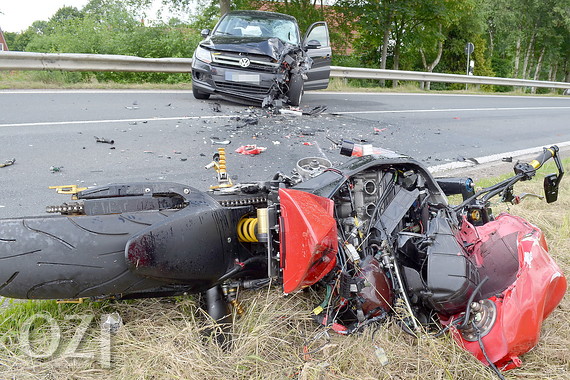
[528,146,559,170]
[454,145,561,211]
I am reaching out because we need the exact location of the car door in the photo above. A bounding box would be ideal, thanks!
[302,22,331,90]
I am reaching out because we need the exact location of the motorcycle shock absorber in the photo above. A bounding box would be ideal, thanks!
[237,208,269,243]
[205,148,233,189]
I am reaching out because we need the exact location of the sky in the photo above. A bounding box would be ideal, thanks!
[0,0,178,33]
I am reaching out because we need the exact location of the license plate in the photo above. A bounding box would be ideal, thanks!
[225,71,260,84]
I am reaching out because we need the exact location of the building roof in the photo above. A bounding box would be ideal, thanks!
[0,27,8,51]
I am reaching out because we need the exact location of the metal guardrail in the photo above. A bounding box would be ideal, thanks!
[1,51,569,90]
[0,51,193,73]
[329,66,570,90]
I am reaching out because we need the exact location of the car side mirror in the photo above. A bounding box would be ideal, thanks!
[305,39,322,49]
[544,173,560,203]
[201,29,211,38]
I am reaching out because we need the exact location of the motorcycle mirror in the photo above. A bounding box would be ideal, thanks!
[544,173,560,203]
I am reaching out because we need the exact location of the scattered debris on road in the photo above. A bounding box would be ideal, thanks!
[235,145,267,155]
[211,103,222,113]
[95,136,115,144]
[50,166,63,173]
[211,138,231,145]
[0,158,15,168]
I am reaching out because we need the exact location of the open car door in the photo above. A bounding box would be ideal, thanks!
[302,22,331,90]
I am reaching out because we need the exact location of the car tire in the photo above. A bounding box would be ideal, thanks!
[287,74,303,106]
[193,83,211,100]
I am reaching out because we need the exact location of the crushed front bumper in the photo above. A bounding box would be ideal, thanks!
[192,59,284,103]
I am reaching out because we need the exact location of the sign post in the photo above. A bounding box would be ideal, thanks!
[465,42,474,90]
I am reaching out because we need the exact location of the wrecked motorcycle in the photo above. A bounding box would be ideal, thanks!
[0,142,566,375]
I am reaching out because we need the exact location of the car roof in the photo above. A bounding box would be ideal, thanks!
[225,10,298,22]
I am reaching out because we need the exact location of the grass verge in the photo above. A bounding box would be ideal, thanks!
[0,164,568,379]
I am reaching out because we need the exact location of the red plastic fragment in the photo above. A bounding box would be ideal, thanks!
[235,145,267,155]
[279,188,338,294]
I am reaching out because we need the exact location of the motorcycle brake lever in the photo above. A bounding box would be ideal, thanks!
[512,192,544,204]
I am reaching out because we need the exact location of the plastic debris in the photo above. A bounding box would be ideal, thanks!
[302,142,314,146]
[211,102,222,113]
[374,127,387,134]
[211,137,231,145]
[374,345,389,366]
[95,136,115,144]
[0,158,15,168]
[279,108,303,117]
[50,166,63,173]
[238,117,259,127]
[303,105,327,116]
[101,312,123,334]
[235,145,267,155]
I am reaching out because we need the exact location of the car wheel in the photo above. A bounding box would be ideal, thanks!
[287,74,303,106]
[193,83,211,100]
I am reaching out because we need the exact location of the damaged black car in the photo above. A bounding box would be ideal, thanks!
[191,10,331,107]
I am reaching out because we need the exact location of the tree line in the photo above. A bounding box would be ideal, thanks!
[2,0,569,90]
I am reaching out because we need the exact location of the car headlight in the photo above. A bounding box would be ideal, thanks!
[194,46,212,64]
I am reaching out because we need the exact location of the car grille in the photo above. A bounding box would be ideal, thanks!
[212,51,278,73]
[214,81,271,95]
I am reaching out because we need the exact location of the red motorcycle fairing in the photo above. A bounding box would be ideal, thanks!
[278,188,338,294]
[441,214,567,370]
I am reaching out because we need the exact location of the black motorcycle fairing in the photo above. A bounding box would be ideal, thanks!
[125,189,245,285]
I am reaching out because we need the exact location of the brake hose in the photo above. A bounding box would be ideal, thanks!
[457,276,489,330]
[475,322,507,380]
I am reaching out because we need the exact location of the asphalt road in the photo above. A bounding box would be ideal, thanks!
[1,89,569,218]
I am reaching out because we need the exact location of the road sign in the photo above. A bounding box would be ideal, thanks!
[465,42,474,55]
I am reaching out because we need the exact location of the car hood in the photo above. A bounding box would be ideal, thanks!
[200,36,294,60]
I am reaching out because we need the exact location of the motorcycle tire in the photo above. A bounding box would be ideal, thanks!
[0,211,179,300]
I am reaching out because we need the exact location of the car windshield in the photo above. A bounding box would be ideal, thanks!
[213,13,299,45]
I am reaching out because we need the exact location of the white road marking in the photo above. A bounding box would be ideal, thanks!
[0,89,192,94]
[333,106,570,115]
[428,140,570,173]
[0,115,234,128]
[2,105,569,129]
[310,91,570,100]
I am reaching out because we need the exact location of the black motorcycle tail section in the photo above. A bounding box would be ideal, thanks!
[125,194,242,284]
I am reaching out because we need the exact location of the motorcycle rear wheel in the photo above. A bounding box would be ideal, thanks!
[0,211,178,300]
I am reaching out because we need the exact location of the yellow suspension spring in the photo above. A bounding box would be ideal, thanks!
[237,217,258,243]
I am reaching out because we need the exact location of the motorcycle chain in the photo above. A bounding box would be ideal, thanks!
[216,196,267,207]
[46,195,268,215]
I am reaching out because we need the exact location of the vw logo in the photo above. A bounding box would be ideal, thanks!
[239,57,251,68]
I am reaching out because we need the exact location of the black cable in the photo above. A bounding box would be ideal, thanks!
[475,322,507,380]
[217,256,267,283]
[457,276,489,330]
[431,315,465,338]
